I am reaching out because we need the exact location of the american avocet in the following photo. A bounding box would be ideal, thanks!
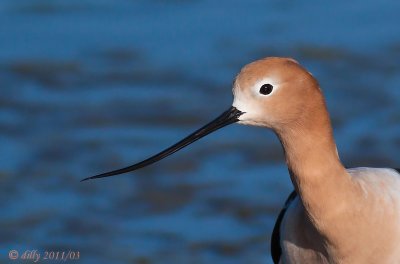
[82,57,400,264]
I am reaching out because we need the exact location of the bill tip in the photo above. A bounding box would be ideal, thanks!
[80,177,92,182]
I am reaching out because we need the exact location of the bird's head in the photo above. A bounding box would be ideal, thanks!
[82,57,324,181]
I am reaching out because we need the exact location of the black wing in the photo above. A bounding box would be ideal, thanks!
[395,168,400,174]
[271,190,297,264]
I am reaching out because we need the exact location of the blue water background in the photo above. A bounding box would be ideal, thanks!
[1,1,400,263]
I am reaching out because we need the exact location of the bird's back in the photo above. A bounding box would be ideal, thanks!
[278,167,400,264]
[348,167,400,209]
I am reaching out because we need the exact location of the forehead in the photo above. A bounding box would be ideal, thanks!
[235,58,307,89]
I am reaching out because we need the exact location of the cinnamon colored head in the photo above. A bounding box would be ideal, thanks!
[233,57,324,130]
[82,57,325,181]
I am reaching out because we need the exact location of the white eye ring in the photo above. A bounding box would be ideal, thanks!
[253,78,278,97]
[259,84,273,95]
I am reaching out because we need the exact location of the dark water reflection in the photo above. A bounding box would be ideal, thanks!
[1,1,400,263]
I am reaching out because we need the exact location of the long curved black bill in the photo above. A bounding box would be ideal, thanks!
[81,106,243,181]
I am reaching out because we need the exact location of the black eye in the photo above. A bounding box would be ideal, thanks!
[259,84,273,95]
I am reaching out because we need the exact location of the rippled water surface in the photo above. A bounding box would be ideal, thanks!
[1,1,400,263]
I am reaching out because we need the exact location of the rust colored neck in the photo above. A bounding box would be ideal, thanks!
[275,92,351,229]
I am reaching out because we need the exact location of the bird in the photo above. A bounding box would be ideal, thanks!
[82,57,400,264]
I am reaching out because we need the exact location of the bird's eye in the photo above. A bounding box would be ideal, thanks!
[259,84,273,95]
